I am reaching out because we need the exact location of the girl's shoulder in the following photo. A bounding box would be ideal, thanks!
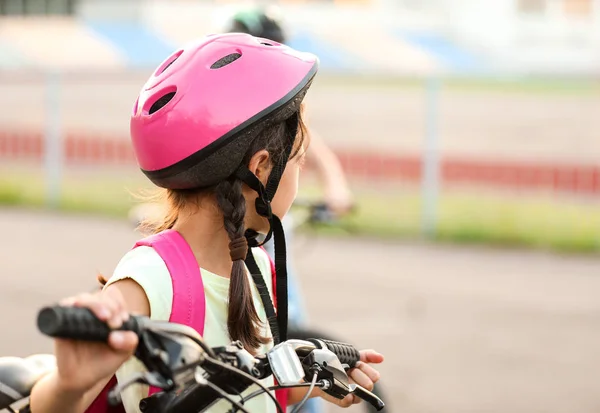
[106,246,173,321]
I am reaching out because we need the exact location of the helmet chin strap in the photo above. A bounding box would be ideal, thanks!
[235,159,289,344]
[233,113,298,344]
[236,166,288,344]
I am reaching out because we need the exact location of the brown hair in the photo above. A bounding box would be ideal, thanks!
[102,111,307,350]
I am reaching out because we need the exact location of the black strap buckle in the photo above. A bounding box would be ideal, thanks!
[255,197,273,220]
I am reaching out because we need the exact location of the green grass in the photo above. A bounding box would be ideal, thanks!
[307,192,600,253]
[2,171,600,254]
[315,74,600,95]
[0,171,144,218]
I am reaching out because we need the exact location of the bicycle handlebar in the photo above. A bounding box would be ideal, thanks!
[37,307,361,368]
[38,306,145,341]
[37,306,384,412]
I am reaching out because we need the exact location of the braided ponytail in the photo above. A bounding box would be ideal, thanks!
[215,177,269,350]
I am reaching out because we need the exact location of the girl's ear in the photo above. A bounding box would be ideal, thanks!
[247,150,271,185]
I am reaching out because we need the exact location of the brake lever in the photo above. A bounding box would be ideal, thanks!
[349,383,385,411]
[301,349,351,400]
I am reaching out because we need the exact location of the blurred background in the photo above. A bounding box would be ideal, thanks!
[0,0,599,412]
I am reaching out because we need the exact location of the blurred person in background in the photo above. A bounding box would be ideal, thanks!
[227,6,287,44]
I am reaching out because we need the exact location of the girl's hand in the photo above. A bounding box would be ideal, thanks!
[53,288,138,394]
[321,349,384,408]
[324,185,354,217]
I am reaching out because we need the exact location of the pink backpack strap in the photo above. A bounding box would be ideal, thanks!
[259,247,288,411]
[135,230,205,334]
[135,230,205,396]
[86,377,125,413]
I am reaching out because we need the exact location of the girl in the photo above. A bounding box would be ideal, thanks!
[30,33,383,413]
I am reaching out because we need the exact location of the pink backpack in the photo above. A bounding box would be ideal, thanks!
[87,229,288,412]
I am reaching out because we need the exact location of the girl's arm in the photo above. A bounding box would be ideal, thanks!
[287,386,321,405]
[30,372,113,413]
[305,129,353,214]
[29,279,150,413]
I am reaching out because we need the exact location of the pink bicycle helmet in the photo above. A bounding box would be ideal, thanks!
[130,33,318,189]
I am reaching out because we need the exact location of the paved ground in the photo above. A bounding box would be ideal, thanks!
[1,208,599,413]
[1,73,599,163]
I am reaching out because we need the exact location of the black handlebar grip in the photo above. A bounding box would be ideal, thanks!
[308,339,361,368]
[37,306,142,342]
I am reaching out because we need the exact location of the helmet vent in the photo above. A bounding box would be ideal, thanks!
[159,56,178,74]
[155,50,184,76]
[210,53,241,69]
[149,92,176,115]
[261,42,274,46]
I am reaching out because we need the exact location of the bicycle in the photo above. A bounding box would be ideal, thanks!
[0,306,385,413]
